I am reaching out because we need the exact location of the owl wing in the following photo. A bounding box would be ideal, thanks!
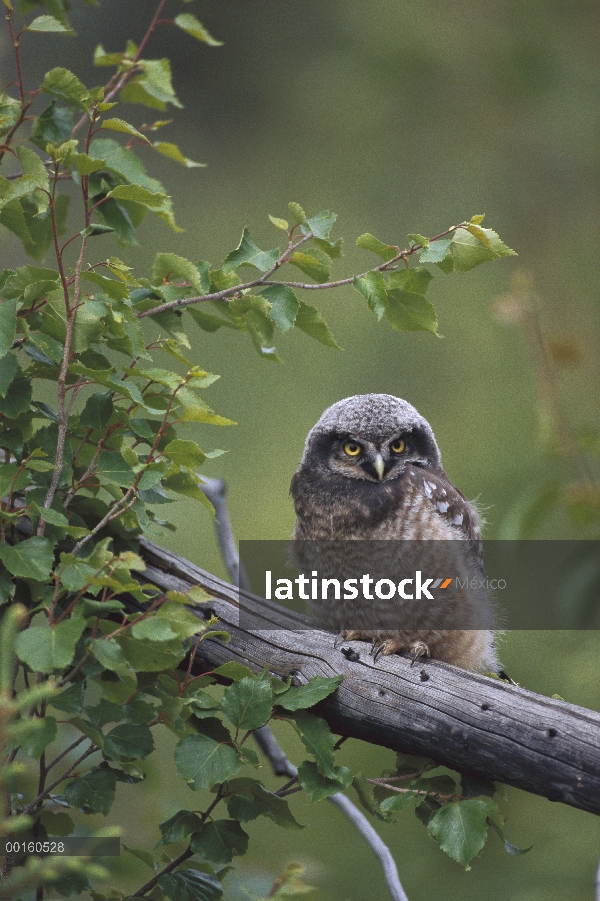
[405,462,482,540]
[400,463,486,595]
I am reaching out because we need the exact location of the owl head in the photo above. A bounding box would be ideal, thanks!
[298,394,442,482]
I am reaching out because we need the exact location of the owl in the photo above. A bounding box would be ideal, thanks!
[290,394,500,674]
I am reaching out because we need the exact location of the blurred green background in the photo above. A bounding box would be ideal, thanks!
[3,1,600,899]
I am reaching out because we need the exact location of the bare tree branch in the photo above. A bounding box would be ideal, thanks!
[253,725,410,901]
[201,478,410,901]
[199,478,250,591]
[138,536,600,818]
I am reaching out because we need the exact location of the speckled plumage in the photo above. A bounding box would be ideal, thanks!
[290,394,499,673]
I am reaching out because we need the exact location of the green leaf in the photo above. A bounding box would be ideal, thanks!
[439,227,517,273]
[0,173,41,211]
[23,194,69,262]
[465,223,495,250]
[419,236,453,264]
[41,67,91,110]
[153,252,206,293]
[286,710,337,779]
[131,617,177,642]
[103,723,154,761]
[163,471,215,509]
[407,233,429,246]
[96,450,135,487]
[159,810,203,846]
[107,182,167,210]
[174,13,223,45]
[226,778,303,829]
[298,761,352,801]
[260,284,299,332]
[304,210,337,239]
[0,536,54,580]
[353,270,387,320]
[9,714,57,758]
[269,214,288,231]
[379,791,416,813]
[100,117,151,144]
[15,616,86,674]
[31,102,74,150]
[0,92,20,138]
[288,202,308,226]
[220,670,272,731]
[156,601,204,640]
[93,44,125,67]
[15,146,50,212]
[212,662,255,682]
[385,268,438,334]
[159,868,222,901]
[276,675,342,711]
[352,773,386,820]
[80,391,113,429]
[289,251,330,283]
[0,299,17,358]
[0,377,32,416]
[64,764,117,815]
[174,733,241,790]
[295,301,340,348]
[0,464,27,498]
[153,141,205,168]
[50,681,85,715]
[31,504,69,528]
[190,820,248,864]
[123,844,154,870]
[427,799,490,867]
[314,236,343,258]
[162,439,206,470]
[187,307,240,333]
[30,333,63,367]
[222,228,280,274]
[121,58,182,111]
[67,151,107,175]
[117,632,185,672]
[95,198,136,245]
[356,232,398,261]
[25,15,74,35]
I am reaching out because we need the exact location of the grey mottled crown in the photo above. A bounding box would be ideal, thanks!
[304,394,441,464]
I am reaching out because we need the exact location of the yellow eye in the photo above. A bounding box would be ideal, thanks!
[343,441,362,457]
[390,439,405,454]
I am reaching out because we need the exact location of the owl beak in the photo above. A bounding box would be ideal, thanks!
[374,452,385,481]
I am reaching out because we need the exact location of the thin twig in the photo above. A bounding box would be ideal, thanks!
[136,225,459,320]
[203,478,410,901]
[21,744,98,815]
[44,735,87,774]
[131,844,193,897]
[131,786,224,897]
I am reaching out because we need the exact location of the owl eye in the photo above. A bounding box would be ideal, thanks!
[390,439,406,454]
[343,440,362,457]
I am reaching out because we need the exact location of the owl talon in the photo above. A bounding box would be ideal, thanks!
[371,640,384,662]
[498,668,518,686]
[409,641,431,666]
